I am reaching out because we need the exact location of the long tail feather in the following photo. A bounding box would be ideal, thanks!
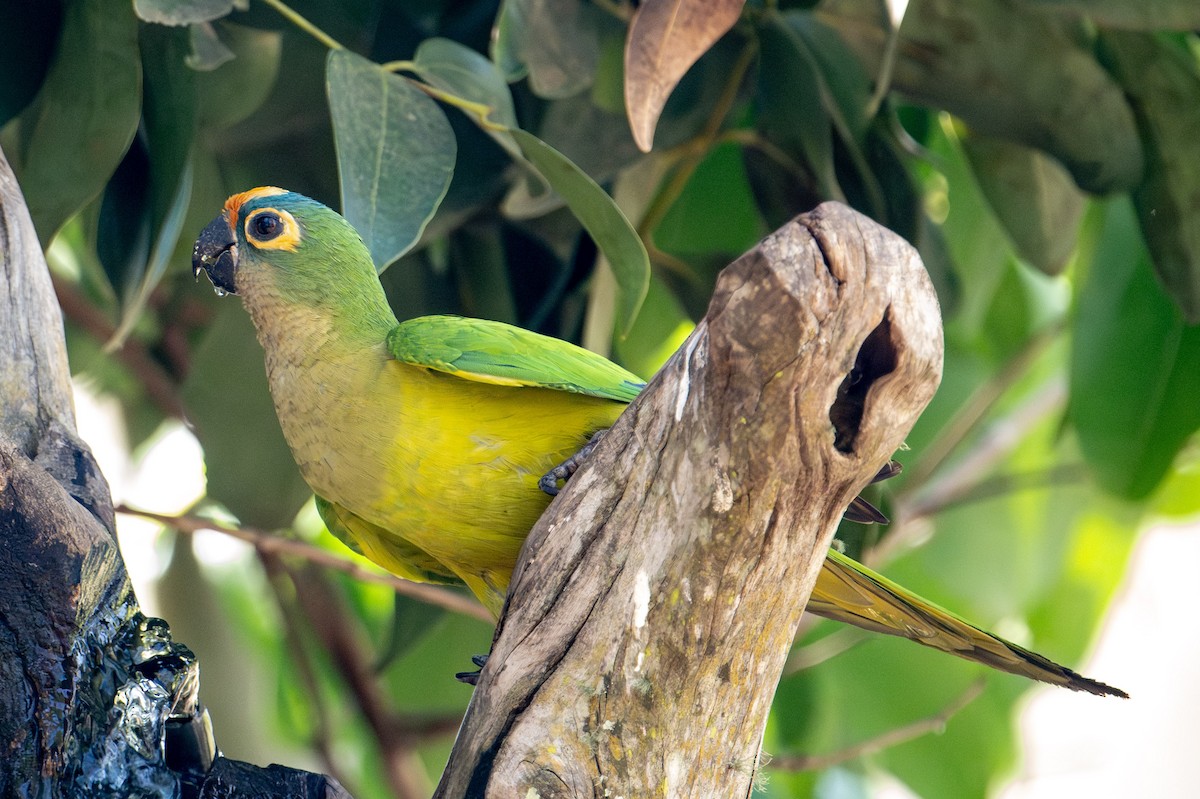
[809,549,1127,698]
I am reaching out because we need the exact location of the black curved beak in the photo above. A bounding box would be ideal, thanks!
[191,213,239,295]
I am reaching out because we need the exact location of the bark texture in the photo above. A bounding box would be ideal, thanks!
[0,147,348,798]
[437,202,943,797]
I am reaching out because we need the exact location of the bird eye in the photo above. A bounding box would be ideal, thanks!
[249,211,281,241]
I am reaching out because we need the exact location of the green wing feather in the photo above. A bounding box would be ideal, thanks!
[810,548,1126,697]
[387,315,645,402]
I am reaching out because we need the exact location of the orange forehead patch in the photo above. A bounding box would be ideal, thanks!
[224,186,287,229]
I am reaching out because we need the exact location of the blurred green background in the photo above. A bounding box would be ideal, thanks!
[4,0,1200,796]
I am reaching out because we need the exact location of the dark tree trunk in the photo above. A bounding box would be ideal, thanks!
[0,147,350,799]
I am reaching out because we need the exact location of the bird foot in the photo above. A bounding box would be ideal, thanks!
[538,429,608,496]
[455,654,489,686]
[842,459,903,524]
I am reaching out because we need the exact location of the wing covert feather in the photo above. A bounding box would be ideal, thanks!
[387,315,645,402]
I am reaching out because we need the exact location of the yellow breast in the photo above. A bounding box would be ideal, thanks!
[263,335,624,602]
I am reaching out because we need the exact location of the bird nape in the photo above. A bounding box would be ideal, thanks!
[192,186,1126,698]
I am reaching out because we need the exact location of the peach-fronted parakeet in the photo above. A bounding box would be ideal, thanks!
[192,187,1124,697]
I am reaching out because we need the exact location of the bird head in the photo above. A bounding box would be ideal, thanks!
[192,187,383,312]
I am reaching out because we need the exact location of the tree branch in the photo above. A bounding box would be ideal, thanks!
[766,680,985,773]
[117,504,493,623]
[437,202,944,796]
[50,272,187,420]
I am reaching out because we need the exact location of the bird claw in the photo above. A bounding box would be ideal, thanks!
[538,430,607,496]
[455,654,490,686]
[842,459,903,524]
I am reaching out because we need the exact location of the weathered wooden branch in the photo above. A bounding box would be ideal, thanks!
[436,203,943,797]
[0,147,349,798]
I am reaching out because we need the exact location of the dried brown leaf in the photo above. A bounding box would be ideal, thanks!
[624,0,745,151]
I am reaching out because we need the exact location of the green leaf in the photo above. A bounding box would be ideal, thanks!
[756,14,841,200]
[0,2,61,126]
[1102,31,1200,322]
[924,118,1017,346]
[183,302,314,528]
[914,210,962,317]
[326,49,457,272]
[490,0,602,98]
[1149,445,1200,519]
[1069,199,1200,499]
[1020,0,1200,30]
[410,37,520,157]
[375,595,447,672]
[194,23,282,128]
[524,93,644,190]
[654,141,765,256]
[134,0,237,26]
[962,132,1085,276]
[782,11,874,145]
[491,0,527,82]
[863,122,922,240]
[380,611,491,712]
[110,162,194,349]
[818,0,1144,193]
[509,128,650,335]
[779,11,886,219]
[590,27,626,115]
[412,38,518,129]
[95,142,152,308]
[2,0,141,244]
[187,22,235,71]
[108,23,198,348]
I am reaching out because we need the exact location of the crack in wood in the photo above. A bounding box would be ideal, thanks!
[830,310,899,454]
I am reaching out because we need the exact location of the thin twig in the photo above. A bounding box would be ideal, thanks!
[51,274,185,420]
[898,322,1063,496]
[864,10,903,118]
[767,680,985,772]
[284,562,433,799]
[784,627,870,675]
[904,462,1089,521]
[115,505,494,623]
[875,376,1068,566]
[259,553,358,794]
[720,128,813,185]
[637,40,759,240]
[259,0,345,51]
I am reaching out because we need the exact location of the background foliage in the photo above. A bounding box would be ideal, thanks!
[3,0,1200,796]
